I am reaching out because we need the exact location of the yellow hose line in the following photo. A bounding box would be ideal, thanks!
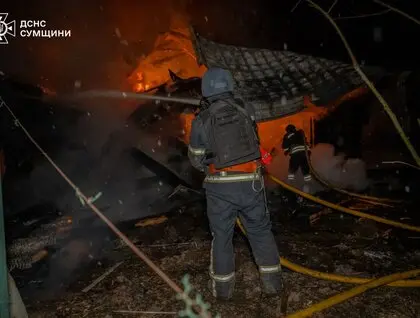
[268,174,420,233]
[286,269,420,318]
[304,148,400,204]
[236,219,420,287]
[279,257,420,287]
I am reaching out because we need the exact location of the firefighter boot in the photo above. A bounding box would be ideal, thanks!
[260,271,283,295]
[302,173,313,194]
[208,276,235,300]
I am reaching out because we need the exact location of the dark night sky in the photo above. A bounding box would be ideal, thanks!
[0,0,419,92]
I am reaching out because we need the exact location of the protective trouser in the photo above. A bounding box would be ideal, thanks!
[287,151,312,183]
[204,175,282,299]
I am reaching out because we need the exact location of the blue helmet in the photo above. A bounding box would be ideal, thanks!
[201,67,234,98]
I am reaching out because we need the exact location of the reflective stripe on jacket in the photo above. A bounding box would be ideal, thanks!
[204,171,261,183]
[282,129,310,155]
[290,145,309,154]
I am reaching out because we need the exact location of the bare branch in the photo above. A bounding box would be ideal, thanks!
[291,0,304,13]
[382,161,420,171]
[328,0,338,14]
[305,0,420,167]
[373,0,420,25]
[334,9,391,20]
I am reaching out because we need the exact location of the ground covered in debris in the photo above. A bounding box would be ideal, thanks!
[24,190,420,318]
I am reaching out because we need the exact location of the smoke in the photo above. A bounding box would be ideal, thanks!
[1,0,198,300]
[268,143,369,192]
[310,144,369,191]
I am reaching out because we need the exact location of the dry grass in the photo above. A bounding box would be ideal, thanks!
[26,221,420,318]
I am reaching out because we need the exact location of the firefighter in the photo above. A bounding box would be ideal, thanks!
[188,67,282,300]
[282,124,312,192]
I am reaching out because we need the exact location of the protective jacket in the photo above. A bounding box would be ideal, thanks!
[282,129,310,156]
[282,128,312,183]
[188,93,262,183]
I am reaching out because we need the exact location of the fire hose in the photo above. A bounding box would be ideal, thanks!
[51,90,202,106]
[251,174,420,316]
[286,268,420,318]
[268,174,420,233]
[236,218,420,317]
[236,218,420,288]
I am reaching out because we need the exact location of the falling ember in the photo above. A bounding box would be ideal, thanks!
[74,80,81,88]
[115,27,121,38]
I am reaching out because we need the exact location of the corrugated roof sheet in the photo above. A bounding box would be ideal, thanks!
[190,28,384,122]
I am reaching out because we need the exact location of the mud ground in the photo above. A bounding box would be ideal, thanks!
[23,189,420,318]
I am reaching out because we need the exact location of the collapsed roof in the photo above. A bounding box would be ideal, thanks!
[190,27,385,122]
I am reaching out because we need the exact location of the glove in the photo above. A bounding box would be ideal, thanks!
[260,146,273,165]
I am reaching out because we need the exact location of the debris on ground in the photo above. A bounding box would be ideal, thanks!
[22,193,420,318]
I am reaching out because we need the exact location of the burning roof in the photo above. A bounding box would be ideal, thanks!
[190,27,385,122]
[129,25,384,122]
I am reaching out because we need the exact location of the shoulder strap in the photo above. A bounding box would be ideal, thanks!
[222,99,254,120]
[221,99,260,145]
[198,108,210,124]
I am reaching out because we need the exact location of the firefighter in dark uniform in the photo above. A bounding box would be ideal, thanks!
[282,124,312,192]
[188,67,282,300]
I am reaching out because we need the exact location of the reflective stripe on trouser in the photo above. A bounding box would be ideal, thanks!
[259,264,283,293]
[205,179,282,298]
[303,174,312,182]
[259,264,281,274]
[287,174,295,180]
[209,233,235,298]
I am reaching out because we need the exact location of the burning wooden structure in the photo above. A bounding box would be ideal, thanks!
[129,26,385,151]
[129,26,386,187]
[180,28,385,151]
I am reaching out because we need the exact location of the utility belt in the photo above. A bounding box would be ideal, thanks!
[205,160,262,183]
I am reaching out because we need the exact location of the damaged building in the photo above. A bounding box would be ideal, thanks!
[0,1,419,317]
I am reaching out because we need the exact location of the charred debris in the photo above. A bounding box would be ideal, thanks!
[1,28,420,318]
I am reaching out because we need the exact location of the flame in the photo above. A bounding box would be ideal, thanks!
[128,27,206,93]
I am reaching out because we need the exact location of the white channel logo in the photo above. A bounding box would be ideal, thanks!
[0,13,16,44]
